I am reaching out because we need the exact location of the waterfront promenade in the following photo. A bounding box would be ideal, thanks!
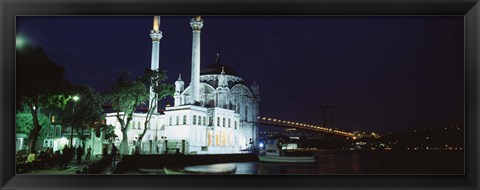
[24,156,118,174]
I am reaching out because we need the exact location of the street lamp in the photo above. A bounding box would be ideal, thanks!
[16,35,27,49]
[69,95,80,148]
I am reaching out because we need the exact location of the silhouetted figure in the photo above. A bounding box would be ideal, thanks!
[85,146,92,160]
[111,144,118,167]
[61,146,70,168]
[76,146,84,165]
[277,141,283,156]
[102,145,108,158]
[133,146,140,155]
[53,150,61,166]
[71,146,76,161]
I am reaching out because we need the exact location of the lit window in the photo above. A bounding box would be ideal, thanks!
[55,126,61,137]
[47,125,54,138]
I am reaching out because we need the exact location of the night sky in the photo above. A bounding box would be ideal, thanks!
[16,16,464,133]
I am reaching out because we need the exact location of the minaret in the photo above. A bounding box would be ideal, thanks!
[149,16,163,113]
[190,16,203,104]
[174,74,185,106]
[217,66,228,109]
[250,79,260,148]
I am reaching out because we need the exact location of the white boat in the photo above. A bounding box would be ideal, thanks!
[258,139,316,163]
[164,163,237,174]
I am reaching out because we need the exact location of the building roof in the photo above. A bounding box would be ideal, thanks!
[200,63,239,77]
[200,53,240,77]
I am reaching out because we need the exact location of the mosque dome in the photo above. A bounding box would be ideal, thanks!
[201,63,239,76]
[200,53,239,76]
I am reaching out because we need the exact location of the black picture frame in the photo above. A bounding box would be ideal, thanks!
[1,0,478,189]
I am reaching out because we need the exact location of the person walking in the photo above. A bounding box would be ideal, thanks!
[102,145,108,158]
[72,146,77,161]
[61,146,69,168]
[111,144,118,167]
[76,146,84,165]
[85,146,92,160]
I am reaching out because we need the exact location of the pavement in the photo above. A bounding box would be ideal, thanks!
[25,156,118,175]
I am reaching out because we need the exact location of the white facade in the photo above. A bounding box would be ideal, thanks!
[104,16,260,154]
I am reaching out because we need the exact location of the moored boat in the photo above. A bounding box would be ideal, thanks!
[164,163,237,174]
[258,139,317,163]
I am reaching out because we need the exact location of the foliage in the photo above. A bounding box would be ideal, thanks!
[96,124,118,142]
[15,104,50,143]
[105,72,149,154]
[16,44,71,153]
[137,69,174,147]
[61,85,105,143]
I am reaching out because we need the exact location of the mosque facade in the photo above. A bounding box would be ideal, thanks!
[104,16,260,154]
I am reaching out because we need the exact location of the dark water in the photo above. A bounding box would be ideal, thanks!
[133,150,464,175]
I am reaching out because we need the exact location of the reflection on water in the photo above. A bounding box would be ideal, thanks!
[132,150,464,175]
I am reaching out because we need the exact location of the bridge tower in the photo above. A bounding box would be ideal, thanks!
[323,104,334,129]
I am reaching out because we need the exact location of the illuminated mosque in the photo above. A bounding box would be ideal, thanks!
[103,16,260,154]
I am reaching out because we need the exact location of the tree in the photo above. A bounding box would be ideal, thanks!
[16,104,50,149]
[136,69,174,149]
[16,45,71,153]
[105,72,149,155]
[61,85,105,148]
